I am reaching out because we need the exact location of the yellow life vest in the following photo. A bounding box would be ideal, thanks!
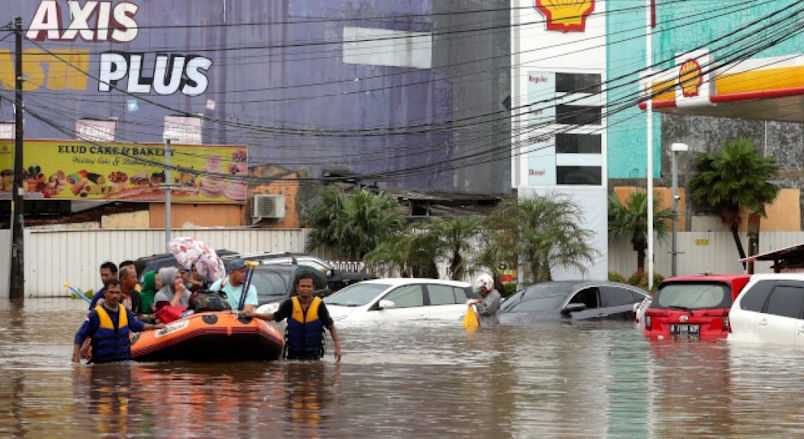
[96,304,128,329]
[290,296,322,323]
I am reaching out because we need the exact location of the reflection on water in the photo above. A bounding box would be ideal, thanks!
[0,298,802,438]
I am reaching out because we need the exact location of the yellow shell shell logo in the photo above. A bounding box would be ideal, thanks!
[678,59,703,97]
[535,0,596,32]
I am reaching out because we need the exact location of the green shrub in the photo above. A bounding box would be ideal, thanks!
[626,272,664,293]
[608,271,625,283]
[501,282,518,298]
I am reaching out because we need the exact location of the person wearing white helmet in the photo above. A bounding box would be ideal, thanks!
[473,273,501,327]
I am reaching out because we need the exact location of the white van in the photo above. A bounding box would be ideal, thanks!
[728,273,804,346]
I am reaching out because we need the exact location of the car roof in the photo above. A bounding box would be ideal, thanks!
[662,273,751,283]
[517,280,649,298]
[357,278,471,288]
[523,280,645,290]
[253,264,299,273]
[747,273,804,281]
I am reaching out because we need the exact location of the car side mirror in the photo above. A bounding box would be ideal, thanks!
[378,299,395,310]
[326,269,334,278]
[562,303,586,314]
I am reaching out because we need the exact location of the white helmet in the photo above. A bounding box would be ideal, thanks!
[475,273,494,291]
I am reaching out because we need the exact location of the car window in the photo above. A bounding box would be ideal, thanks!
[384,285,425,308]
[568,287,599,309]
[764,284,804,319]
[324,283,390,306]
[503,294,565,312]
[600,286,639,306]
[502,286,566,312]
[656,282,729,309]
[456,287,475,301]
[740,280,775,312]
[251,271,290,302]
[427,285,458,305]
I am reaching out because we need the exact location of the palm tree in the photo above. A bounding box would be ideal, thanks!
[475,236,514,289]
[689,137,779,265]
[608,190,675,273]
[365,232,414,277]
[365,224,439,278]
[487,194,597,284]
[421,216,484,280]
[305,186,406,260]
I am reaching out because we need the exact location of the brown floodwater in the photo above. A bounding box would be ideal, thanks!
[0,297,802,438]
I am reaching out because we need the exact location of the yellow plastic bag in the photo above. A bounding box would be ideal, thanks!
[463,304,479,330]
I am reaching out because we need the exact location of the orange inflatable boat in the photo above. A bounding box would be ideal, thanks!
[130,312,284,362]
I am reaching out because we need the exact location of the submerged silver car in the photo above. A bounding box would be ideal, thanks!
[500,280,651,324]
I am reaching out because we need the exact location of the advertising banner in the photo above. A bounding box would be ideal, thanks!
[0,139,247,203]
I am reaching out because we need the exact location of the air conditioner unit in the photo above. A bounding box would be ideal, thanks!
[251,194,286,219]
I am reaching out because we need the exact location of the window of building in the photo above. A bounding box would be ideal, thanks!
[556,105,601,125]
[556,134,601,154]
[557,166,601,185]
[556,73,601,94]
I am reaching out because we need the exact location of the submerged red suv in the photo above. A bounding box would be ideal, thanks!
[643,274,751,339]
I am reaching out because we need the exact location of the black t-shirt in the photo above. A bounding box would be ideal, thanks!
[274,298,334,329]
[125,289,142,316]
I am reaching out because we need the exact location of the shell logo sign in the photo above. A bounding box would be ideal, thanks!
[674,50,713,107]
[679,59,704,97]
[534,0,595,32]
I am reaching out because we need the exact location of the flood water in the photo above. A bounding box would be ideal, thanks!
[0,298,802,438]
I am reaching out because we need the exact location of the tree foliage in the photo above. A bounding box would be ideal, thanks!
[366,217,483,280]
[689,137,779,261]
[486,194,597,284]
[420,216,484,280]
[305,186,405,260]
[608,190,675,273]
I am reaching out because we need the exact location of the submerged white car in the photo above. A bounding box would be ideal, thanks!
[729,273,804,346]
[323,278,478,323]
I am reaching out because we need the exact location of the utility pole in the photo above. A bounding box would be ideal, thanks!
[9,17,24,299]
[164,139,172,252]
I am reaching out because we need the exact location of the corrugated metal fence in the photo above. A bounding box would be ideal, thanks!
[24,228,308,297]
[608,231,804,278]
[8,229,804,297]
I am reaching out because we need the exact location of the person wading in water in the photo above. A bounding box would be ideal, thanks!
[246,273,342,361]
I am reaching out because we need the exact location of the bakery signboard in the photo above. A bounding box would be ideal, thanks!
[0,139,247,203]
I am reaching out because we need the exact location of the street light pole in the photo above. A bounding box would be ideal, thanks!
[670,143,688,276]
[645,1,654,289]
[164,139,172,252]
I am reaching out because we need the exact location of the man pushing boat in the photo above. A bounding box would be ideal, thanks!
[244,272,342,362]
[72,279,164,364]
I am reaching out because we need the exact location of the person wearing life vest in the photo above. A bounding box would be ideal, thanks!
[246,272,342,362]
[72,279,164,364]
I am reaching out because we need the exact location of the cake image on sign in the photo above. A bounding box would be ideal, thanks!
[679,59,703,97]
[535,0,595,32]
[223,150,247,201]
[199,154,225,198]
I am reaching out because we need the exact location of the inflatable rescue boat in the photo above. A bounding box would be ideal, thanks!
[131,312,284,362]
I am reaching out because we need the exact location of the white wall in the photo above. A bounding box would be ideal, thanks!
[608,231,804,278]
[0,230,9,295]
[25,228,308,297]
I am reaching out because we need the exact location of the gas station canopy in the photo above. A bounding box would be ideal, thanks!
[640,54,804,123]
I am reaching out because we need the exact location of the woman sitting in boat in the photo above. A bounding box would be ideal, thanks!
[153,267,191,311]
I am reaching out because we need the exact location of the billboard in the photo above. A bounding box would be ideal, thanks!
[0,139,247,203]
[0,1,465,192]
